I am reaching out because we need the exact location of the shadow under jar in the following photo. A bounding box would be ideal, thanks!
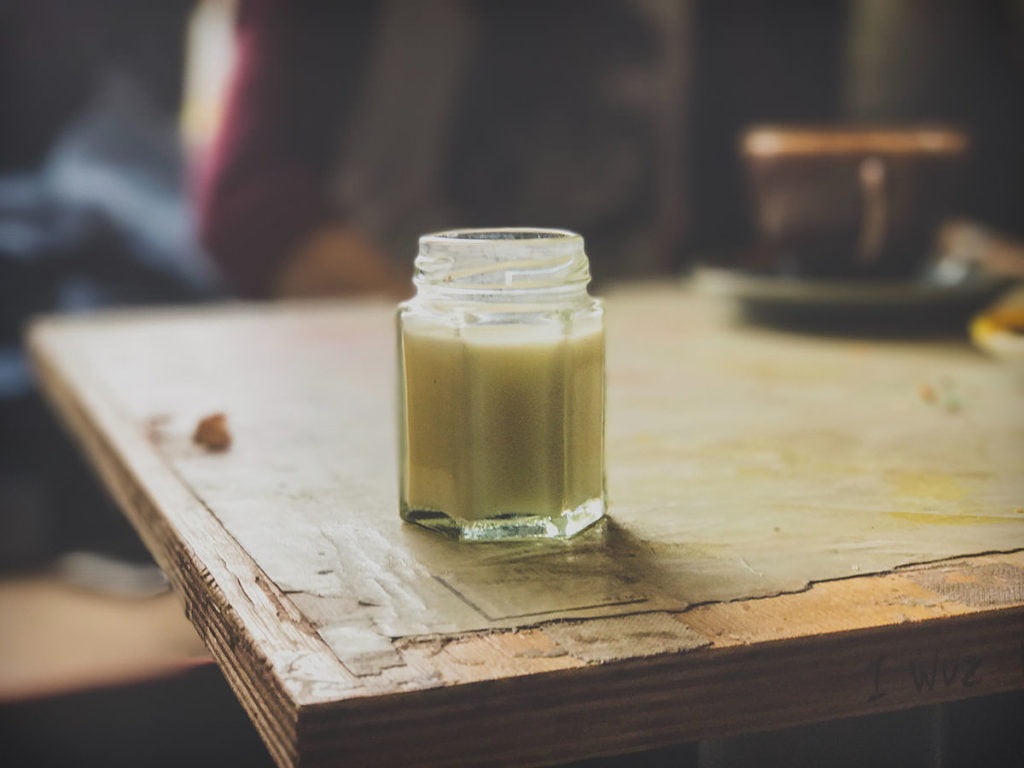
[397,228,606,542]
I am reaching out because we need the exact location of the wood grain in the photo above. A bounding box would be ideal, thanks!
[27,287,1024,767]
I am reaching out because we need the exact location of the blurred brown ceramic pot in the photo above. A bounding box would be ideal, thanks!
[742,126,968,279]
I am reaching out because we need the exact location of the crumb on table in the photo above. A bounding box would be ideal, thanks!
[193,413,231,451]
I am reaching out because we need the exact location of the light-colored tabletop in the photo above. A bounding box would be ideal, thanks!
[29,283,1024,767]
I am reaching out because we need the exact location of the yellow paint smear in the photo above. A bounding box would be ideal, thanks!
[887,470,970,502]
[887,511,1010,526]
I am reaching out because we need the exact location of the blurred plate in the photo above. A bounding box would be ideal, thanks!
[693,257,1007,319]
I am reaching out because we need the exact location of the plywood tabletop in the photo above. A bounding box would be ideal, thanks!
[28,283,1024,767]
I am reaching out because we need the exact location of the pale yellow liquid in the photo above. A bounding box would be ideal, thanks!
[400,321,604,524]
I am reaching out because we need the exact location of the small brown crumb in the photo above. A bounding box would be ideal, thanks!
[1015,508,1024,515]
[918,384,936,403]
[193,412,231,452]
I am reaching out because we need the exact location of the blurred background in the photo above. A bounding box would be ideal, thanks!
[1,1,1023,766]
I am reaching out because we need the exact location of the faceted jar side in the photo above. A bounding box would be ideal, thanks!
[397,229,605,541]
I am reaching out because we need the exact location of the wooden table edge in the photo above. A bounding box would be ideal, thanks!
[291,604,1024,766]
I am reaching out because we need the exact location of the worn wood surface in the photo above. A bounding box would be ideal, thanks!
[28,284,1024,768]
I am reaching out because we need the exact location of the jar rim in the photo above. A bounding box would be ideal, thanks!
[420,227,583,246]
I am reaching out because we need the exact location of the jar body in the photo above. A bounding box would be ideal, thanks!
[397,229,605,541]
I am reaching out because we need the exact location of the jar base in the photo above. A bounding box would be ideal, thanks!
[401,497,605,542]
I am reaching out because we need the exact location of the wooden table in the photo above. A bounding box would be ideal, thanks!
[29,284,1024,767]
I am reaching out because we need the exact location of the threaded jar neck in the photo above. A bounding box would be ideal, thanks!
[414,228,592,302]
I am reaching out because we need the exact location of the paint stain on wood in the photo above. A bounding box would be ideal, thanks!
[910,563,1024,607]
[544,613,710,663]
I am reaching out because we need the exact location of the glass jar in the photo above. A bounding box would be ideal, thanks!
[397,228,606,541]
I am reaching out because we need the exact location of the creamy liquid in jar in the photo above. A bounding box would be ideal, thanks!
[401,320,604,523]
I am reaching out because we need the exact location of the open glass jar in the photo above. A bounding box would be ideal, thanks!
[397,228,606,541]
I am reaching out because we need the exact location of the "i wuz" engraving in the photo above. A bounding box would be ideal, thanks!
[867,651,983,703]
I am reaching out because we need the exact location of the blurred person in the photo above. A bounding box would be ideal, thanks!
[197,0,694,298]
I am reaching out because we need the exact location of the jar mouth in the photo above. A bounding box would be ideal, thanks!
[415,228,590,297]
[422,227,581,244]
